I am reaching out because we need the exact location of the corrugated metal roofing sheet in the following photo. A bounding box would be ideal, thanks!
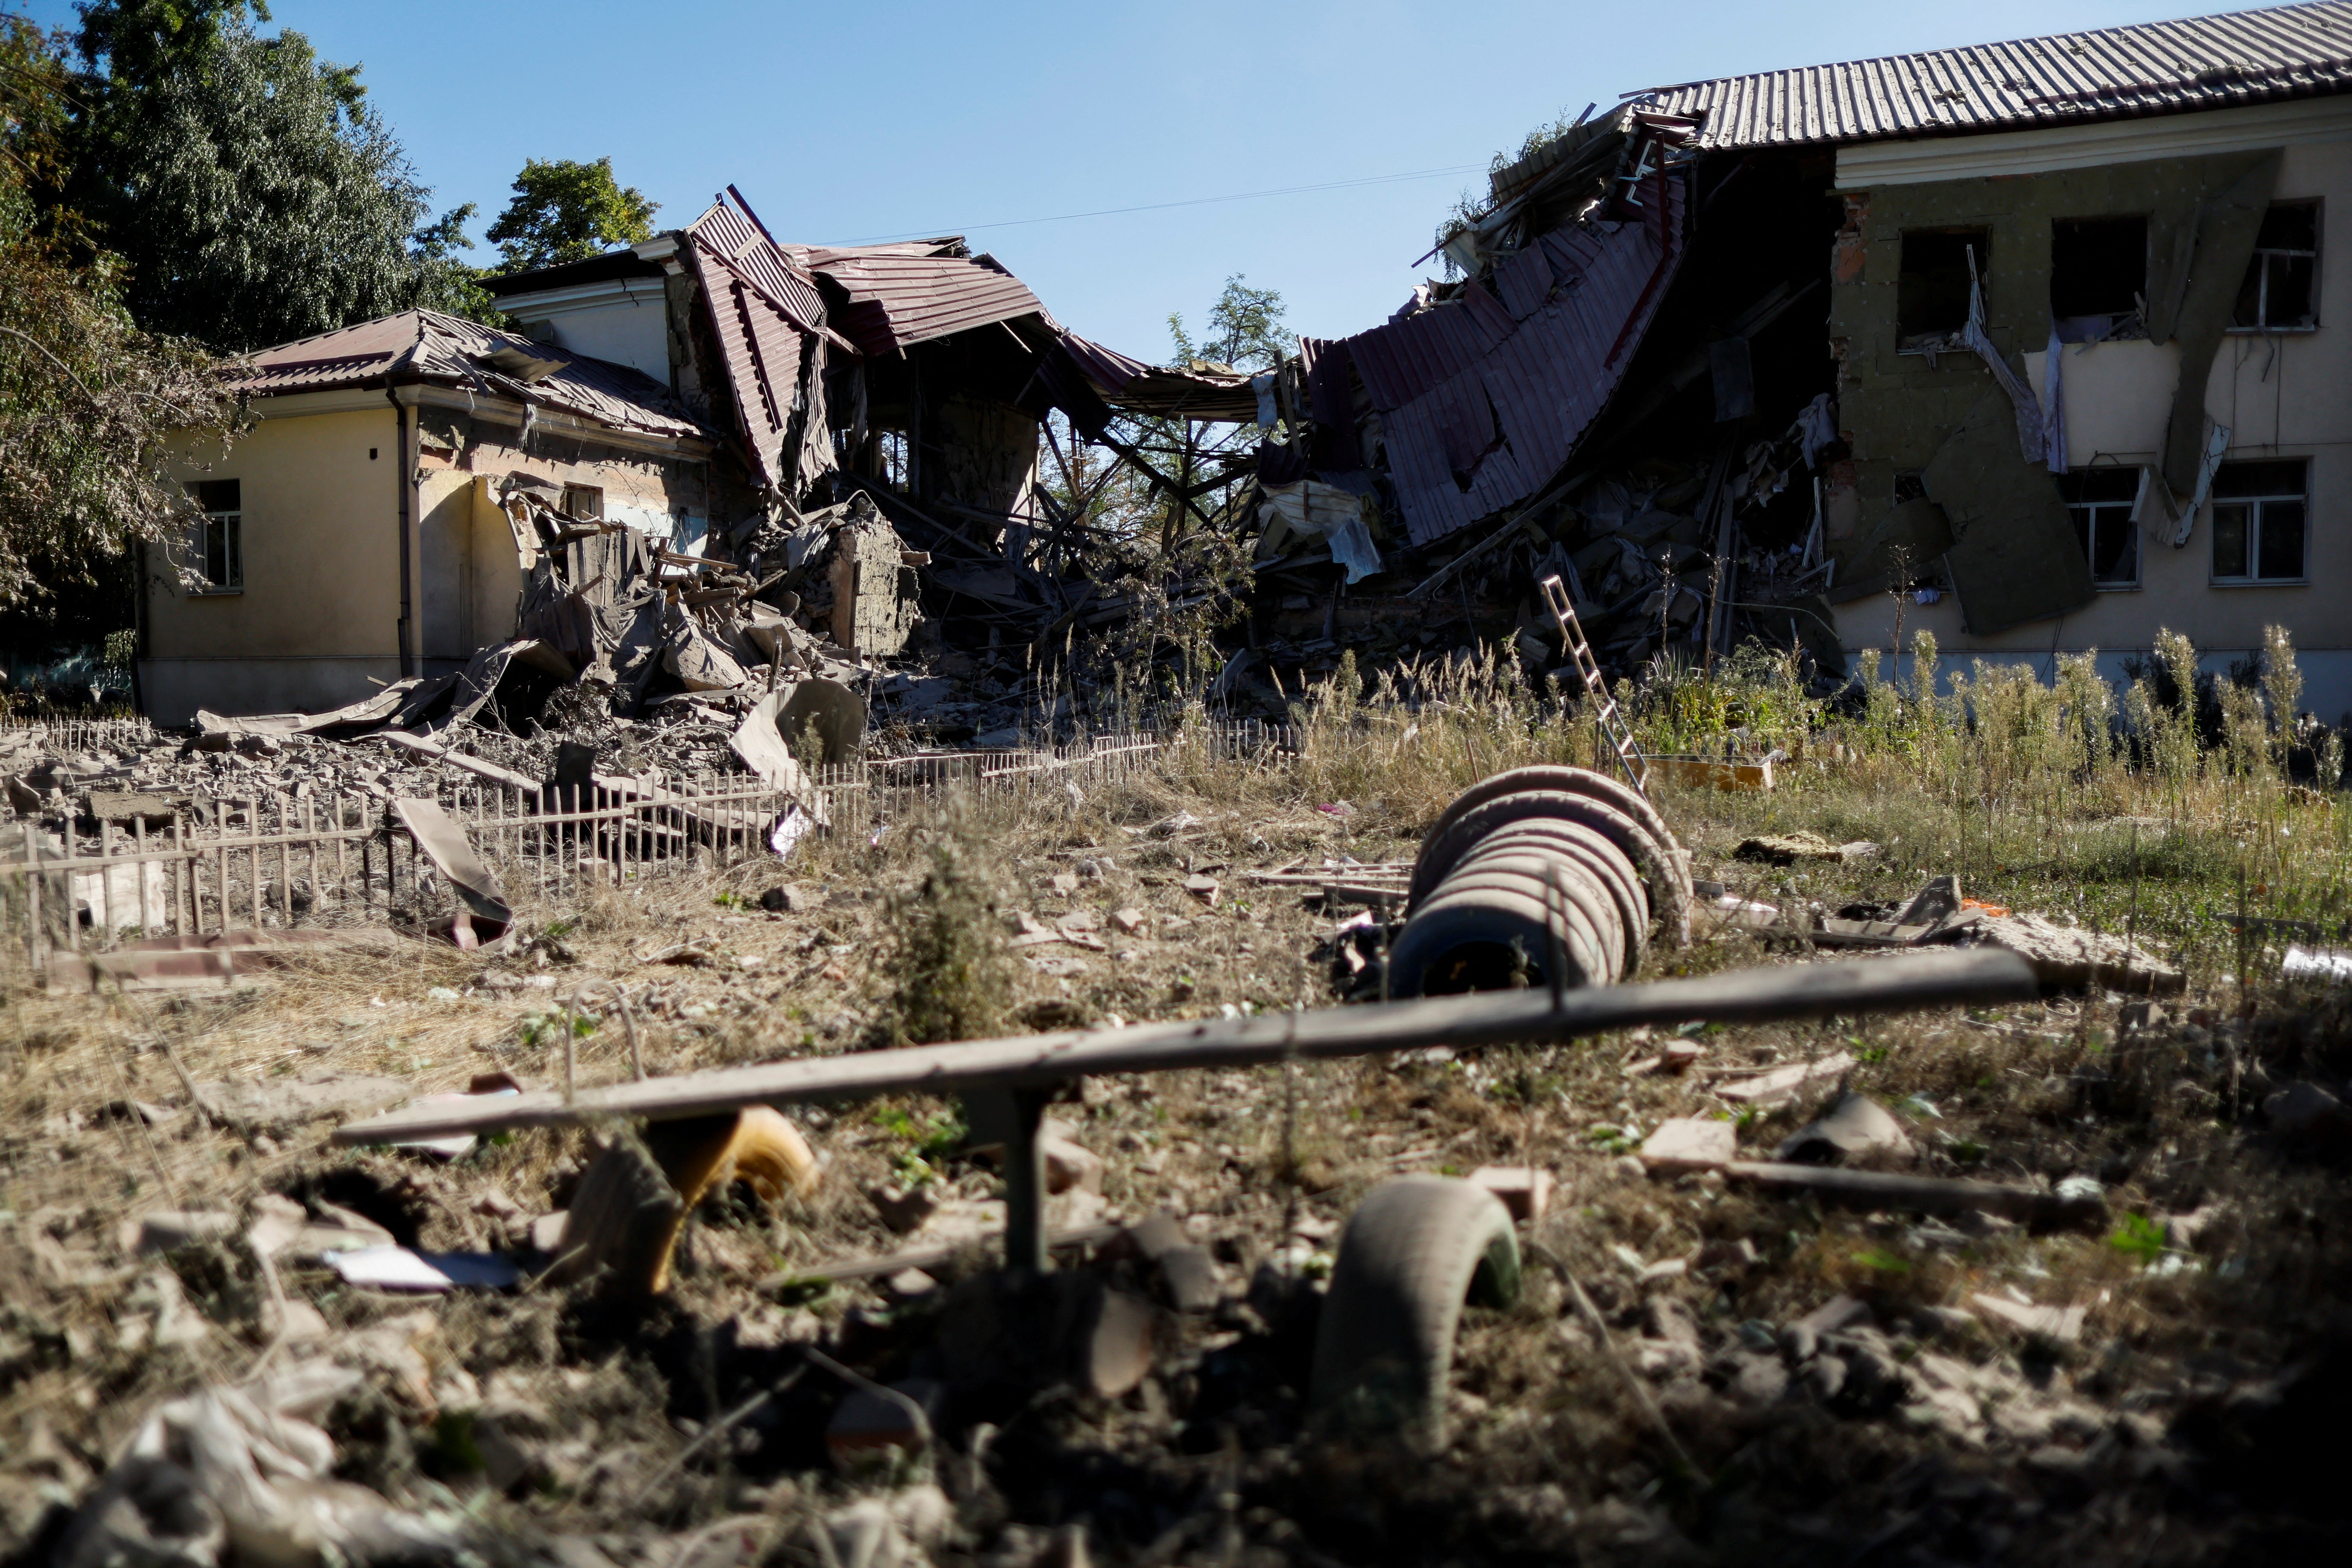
[687,240,821,491]
[1372,168,1690,546]
[1346,283,1516,412]
[787,244,1048,357]
[1649,0,2352,150]
[687,202,845,348]
[226,311,709,441]
[1055,334,1261,422]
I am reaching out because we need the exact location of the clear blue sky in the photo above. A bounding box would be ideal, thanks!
[26,1,2239,357]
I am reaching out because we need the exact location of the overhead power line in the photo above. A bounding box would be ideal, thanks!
[839,163,1487,245]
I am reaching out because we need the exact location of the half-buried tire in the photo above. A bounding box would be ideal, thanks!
[1308,1176,1522,1447]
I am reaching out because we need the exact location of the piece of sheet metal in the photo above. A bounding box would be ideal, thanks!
[1373,168,1690,546]
[229,311,711,442]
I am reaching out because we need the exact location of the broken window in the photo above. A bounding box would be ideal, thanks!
[1897,229,1988,351]
[188,479,242,591]
[2049,216,2147,323]
[2211,460,2307,583]
[2232,202,2319,330]
[560,484,604,520]
[2059,467,2142,588]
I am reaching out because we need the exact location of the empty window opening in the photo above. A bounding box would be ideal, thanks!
[188,479,242,591]
[1897,229,1988,350]
[1892,471,1927,506]
[2050,216,2147,324]
[2211,460,2307,582]
[560,484,604,520]
[2059,467,2142,588]
[2233,201,2319,330]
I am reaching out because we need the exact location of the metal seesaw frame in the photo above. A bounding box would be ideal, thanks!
[334,948,2037,1273]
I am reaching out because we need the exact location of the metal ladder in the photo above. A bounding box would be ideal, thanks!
[1539,573,1647,793]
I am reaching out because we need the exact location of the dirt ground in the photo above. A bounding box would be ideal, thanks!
[3,763,2349,1567]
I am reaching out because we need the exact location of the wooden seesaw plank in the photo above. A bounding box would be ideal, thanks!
[333,948,2035,1146]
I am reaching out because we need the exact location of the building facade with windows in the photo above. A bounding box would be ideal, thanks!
[143,311,719,726]
[1821,110,2352,713]
[1637,3,2352,718]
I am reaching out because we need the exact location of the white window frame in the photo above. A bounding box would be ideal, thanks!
[2229,199,2321,334]
[188,479,243,594]
[2209,461,2309,586]
[2062,466,2145,589]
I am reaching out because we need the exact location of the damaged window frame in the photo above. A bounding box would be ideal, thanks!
[2209,458,2309,586]
[559,483,605,520]
[1896,228,1990,356]
[2230,200,2321,333]
[2048,214,2150,334]
[2058,465,2144,590]
[186,478,243,595]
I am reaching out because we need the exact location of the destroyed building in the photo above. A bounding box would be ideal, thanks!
[142,192,1249,738]
[1246,1,2352,716]
[142,3,2352,744]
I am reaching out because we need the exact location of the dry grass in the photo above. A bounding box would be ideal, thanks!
[3,639,2351,1561]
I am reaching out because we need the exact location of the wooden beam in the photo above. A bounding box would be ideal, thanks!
[333,950,2035,1145]
[1723,1162,2103,1229]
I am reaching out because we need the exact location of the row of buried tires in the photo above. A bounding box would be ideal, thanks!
[1387,765,1694,998]
[1308,768,1695,1444]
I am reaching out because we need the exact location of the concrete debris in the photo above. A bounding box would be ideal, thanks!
[119,1211,237,1258]
[1734,830,1876,864]
[1714,1051,1856,1106]
[194,1071,410,1132]
[1468,1165,1554,1224]
[1971,912,2184,994]
[1970,1292,2087,1342]
[1774,1092,1914,1168]
[1640,1117,1737,1175]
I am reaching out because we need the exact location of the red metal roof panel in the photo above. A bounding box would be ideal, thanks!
[225,311,709,441]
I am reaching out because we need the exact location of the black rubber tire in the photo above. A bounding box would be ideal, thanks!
[1410,766,1689,947]
[1308,1177,1522,1447]
[1411,789,1686,946]
[1451,821,1651,970]
[1412,765,1675,889]
[1437,850,1624,976]
[1389,859,1620,995]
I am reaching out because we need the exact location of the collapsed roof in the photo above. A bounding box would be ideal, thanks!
[226,309,713,444]
[481,192,1257,508]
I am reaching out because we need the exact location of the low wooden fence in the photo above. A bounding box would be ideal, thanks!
[1,721,1291,977]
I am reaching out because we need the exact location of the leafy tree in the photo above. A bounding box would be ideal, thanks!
[484,157,658,272]
[1167,273,1288,372]
[61,0,480,351]
[0,12,239,630]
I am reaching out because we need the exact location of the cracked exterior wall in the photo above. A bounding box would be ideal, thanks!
[1829,136,2352,721]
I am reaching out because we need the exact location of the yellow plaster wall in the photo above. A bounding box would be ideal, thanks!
[142,407,403,723]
